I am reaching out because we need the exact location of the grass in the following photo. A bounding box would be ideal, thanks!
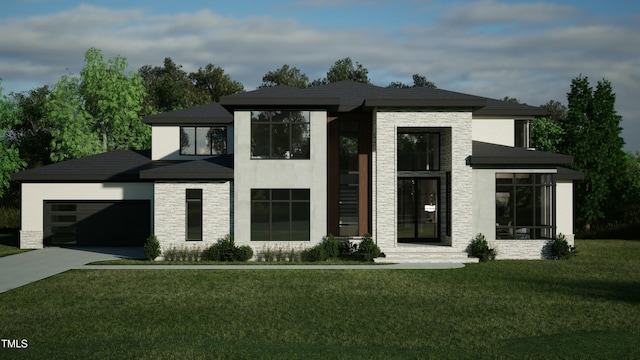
[1,240,639,359]
[0,229,29,257]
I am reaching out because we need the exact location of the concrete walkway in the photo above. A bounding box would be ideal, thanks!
[0,247,464,294]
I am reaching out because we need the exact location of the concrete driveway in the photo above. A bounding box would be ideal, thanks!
[0,247,144,293]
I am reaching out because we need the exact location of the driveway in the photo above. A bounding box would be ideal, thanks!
[0,247,143,293]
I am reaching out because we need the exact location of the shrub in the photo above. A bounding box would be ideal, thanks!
[322,234,340,259]
[164,246,178,261]
[357,233,381,262]
[0,207,20,229]
[469,233,496,262]
[339,239,358,257]
[235,245,254,261]
[547,233,577,260]
[303,245,327,262]
[203,235,252,262]
[143,234,161,261]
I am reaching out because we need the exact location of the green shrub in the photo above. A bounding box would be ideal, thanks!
[357,233,381,262]
[469,233,496,262]
[143,234,161,261]
[0,207,20,229]
[322,234,340,259]
[547,233,577,260]
[164,246,178,261]
[303,245,327,262]
[203,235,252,262]
[235,245,254,261]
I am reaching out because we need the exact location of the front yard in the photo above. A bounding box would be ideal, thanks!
[0,240,639,359]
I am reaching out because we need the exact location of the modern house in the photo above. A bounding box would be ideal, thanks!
[12,80,582,262]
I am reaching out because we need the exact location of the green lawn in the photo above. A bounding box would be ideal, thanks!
[1,240,639,359]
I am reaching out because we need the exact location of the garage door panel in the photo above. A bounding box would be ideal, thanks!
[44,201,150,247]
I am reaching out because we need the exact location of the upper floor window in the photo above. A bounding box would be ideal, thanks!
[397,131,440,171]
[515,120,530,148]
[251,111,310,159]
[180,127,227,155]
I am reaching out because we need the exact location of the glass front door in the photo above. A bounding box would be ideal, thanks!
[398,178,439,243]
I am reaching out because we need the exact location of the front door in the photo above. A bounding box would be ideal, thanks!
[398,178,439,243]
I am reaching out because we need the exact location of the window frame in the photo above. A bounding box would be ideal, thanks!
[250,110,311,160]
[514,120,530,148]
[397,131,441,171]
[250,189,311,241]
[186,189,203,241]
[495,173,555,240]
[180,126,227,156]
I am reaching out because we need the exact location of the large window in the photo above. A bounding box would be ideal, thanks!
[495,173,555,240]
[186,189,203,241]
[251,189,310,241]
[180,127,227,155]
[251,111,310,159]
[339,119,359,236]
[397,131,440,171]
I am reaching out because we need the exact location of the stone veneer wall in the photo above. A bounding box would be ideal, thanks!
[154,181,232,253]
[372,111,473,251]
[19,231,44,249]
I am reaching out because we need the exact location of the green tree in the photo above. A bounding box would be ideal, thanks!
[563,75,626,229]
[388,74,437,89]
[312,57,370,86]
[189,64,244,103]
[10,86,54,168]
[139,57,197,113]
[530,117,564,153]
[260,64,309,88]
[540,100,567,123]
[0,78,27,198]
[47,48,150,161]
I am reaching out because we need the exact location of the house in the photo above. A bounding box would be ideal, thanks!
[11,80,582,261]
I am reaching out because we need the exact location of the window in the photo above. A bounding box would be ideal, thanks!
[186,189,203,241]
[251,189,310,241]
[180,127,227,155]
[251,111,310,159]
[515,120,530,148]
[397,131,440,171]
[495,173,555,240]
[339,119,359,236]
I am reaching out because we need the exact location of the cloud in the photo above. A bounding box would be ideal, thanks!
[0,1,639,151]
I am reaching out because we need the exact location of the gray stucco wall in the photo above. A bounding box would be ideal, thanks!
[233,111,328,248]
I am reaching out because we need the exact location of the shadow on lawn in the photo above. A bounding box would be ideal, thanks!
[517,275,640,304]
[0,228,19,247]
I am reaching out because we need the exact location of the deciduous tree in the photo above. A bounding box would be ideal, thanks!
[388,74,437,89]
[189,64,244,103]
[260,64,309,88]
[0,78,26,197]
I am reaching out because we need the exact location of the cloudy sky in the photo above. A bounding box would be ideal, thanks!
[1,0,639,151]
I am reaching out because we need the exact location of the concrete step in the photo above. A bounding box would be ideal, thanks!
[375,246,479,264]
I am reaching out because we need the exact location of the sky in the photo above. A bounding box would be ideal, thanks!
[1,0,639,151]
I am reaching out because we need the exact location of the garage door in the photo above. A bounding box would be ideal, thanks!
[43,201,151,246]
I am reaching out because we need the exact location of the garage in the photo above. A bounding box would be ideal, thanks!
[43,200,151,247]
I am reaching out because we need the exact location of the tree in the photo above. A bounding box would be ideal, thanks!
[260,64,309,88]
[563,75,626,229]
[46,48,150,161]
[189,64,244,103]
[311,57,370,86]
[10,86,53,168]
[0,78,27,198]
[139,57,197,113]
[530,117,564,153]
[388,74,437,89]
[540,100,567,123]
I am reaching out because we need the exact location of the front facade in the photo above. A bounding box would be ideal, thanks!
[13,81,581,261]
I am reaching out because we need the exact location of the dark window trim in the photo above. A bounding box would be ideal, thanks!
[446,171,452,236]
[180,126,228,156]
[251,188,311,241]
[495,173,556,240]
[250,110,311,160]
[186,189,203,241]
[514,120,530,148]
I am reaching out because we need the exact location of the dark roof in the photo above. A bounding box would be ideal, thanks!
[473,98,546,117]
[220,80,492,112]
[143,103,232,125]
[557,167,584,180]
[140,155,233,180]
[11,150,153,182]
[470,141,574,166]
[11,150,234,182]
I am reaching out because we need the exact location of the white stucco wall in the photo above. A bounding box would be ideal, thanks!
[372,111,473,251]
[19,182,153,248]
[151,125,235,160]
[233,111,327,249]
[154,181,233,253]
[472,118,514,147]
[556,180,575,245]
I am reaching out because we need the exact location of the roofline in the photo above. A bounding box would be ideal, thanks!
[472,108,547,117]
[220,97,341,111]
[364,98,486,109]
[142,116,232,125]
